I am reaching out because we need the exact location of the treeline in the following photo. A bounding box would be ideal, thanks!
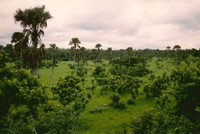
[1,43,199,67]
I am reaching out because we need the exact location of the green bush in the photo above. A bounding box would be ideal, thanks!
[118,101,126,109]
[127,98,135,105]
[110,93,126,109]
[92,66,106,78]
[110,93,120,106]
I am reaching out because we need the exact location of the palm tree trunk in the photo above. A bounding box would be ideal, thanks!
[93,58,96,72]
[52,54,54,86]
[175,51,178,67]
[167,51,169,69]
[20,48,23,69]
[74,54,76,74]
[32,67,38,76]
[110,57,112,68]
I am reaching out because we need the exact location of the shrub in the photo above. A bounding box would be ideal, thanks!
[68,63,74,69]
[118,101,126,109]
[92,66,106,78]
[127,98,135,105]
[110,93,120,106]
[110,93,126,109]
[76,67,85,78]
[131,109,154,134]
[87,93,92,99]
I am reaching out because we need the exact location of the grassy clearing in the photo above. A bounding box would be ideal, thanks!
[75,93,157,133]
[38,61,74,85]
[38,58,174,133]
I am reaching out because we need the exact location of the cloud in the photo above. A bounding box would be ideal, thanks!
[0,0,200,49]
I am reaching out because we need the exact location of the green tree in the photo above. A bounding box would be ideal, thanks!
[79,46,86,67]
[92,48,98,70]
[69,38,81,73]
[14,5,52,75]
[0,49,11,68]
[0,67,47,130]
[95,43,102,65]
[166,46,171,69]
[126,47,133,65]
[173,44,181,67]
[107,47,113,67]
[11,32,28,69]
[4,44,15,65]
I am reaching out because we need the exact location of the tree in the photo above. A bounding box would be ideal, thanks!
[95,43,102,65]
[79,47,86,67]
[11,32,28,69]
[14,5,52,76]
[0,67,47,130]
[51,75,89,110]
[126,47,133,65]
[107,47,113,67]
[4,44,15,65]
[0,49,10,68]
[69,38,81,73]
[92,49,98,71]
[49,44,57,86]
[173,45,181,67]
[119,49,124,61]
[166,46,171,69]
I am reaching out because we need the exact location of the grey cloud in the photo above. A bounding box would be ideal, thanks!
[0,0,200,49]
[175,13,200,30]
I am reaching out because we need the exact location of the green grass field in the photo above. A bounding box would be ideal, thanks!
[38,58,174,133]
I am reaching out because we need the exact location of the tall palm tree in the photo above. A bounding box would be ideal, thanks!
[119,49,124,61]
[11,32,28,69]
[14,5,52,76]
[69,38,81,73]
[166,46,171,69]
[92,48,98,70]
[79,47,86,67]
[126,47,133,65]
[173,45,181,67]
[50,44,57,86]
[95,43,102,65]
[5,44,15,66]
[107,47,113,67]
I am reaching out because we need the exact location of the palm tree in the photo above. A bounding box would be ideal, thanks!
[79,47,86,67]
[50,44,57,86]
[92,49,98,71]
[126,47,133,65]
[95,43,102,65]
[11,32,28,69]
[14,5,52,76]
[107,47,113,67]
[166,46,171,69]
[69,38,81,73]
[119,49,124,61]
[173,45,181,67]
[4,44,15,66]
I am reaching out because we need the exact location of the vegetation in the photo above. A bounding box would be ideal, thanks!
[14,5,52,76]
[0,5,200,134]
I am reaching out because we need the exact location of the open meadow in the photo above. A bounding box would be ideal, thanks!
[37,57,176,133]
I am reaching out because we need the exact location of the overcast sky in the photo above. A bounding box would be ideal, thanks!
[0,0,200,50]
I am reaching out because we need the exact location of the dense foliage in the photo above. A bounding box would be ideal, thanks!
[134,56,200,133]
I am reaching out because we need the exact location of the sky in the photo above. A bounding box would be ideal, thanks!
[0,0,200,50]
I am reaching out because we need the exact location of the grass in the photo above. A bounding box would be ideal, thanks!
[37,58,175,133]
[75,94,157,133]
[38,61,74,85]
